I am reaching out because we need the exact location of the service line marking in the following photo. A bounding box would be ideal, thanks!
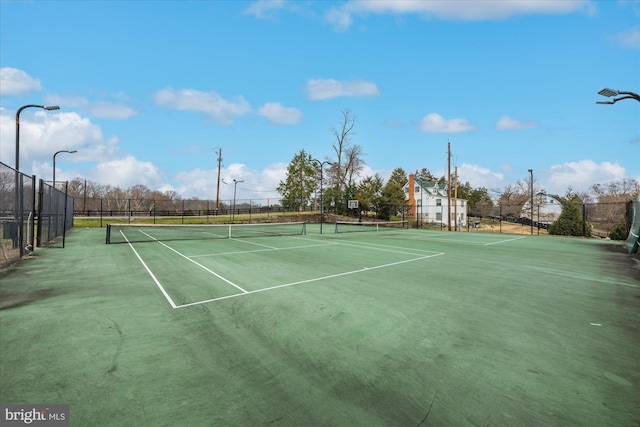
[175,252,445,309]
[189,241,338,258]
[138,230,248,294]
[483,236,528,246]
[122,231,177,309]
[229,237,278,250]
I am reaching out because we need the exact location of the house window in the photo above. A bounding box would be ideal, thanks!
[436,212,442,221]
[415,186,420,193]
[436,199,442,206]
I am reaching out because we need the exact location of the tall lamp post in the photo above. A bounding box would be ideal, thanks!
[311,159,332,234]
[53,150,77,189]
[596,88,640,104]
[14,104,60,257]
[232,179,244,222]
[16,105,60,172]
[528,169,534,236]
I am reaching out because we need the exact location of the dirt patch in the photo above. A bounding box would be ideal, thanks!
[0,288,58,310]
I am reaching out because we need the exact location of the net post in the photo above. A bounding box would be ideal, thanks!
[106,224,111,244]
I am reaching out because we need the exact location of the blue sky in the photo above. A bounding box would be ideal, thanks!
[1,0,639,202]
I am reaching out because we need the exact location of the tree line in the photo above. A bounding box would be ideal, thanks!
[276,110,639,237]
[4,108,634,237]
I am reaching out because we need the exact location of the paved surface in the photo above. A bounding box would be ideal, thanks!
[1,227,639,426]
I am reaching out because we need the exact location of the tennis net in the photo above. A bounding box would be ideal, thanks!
[106,222,306,244]
[334,220,408,233]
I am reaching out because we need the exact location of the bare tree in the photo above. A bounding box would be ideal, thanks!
[344,144,365,188]
[328,109,358,192]
[591,178,640,202]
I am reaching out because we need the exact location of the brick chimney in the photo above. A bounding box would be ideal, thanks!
[407,173,416,219]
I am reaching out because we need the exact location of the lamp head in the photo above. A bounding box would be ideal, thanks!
[598,88,618,98]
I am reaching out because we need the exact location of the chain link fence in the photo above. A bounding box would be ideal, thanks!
[37,179,74,249]
[413,199,628,237]
[1,162,35,267]
[74,197,319,225]
[1,162,74,269]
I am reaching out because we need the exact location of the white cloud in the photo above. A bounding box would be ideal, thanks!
[417,113,475,133]
[45,94,138,119]
[306,78,380,100]
[0,109,116,169]
[496,115,538,131]
[257,102,302,124]
[154,87,251,125]
[93,155,165,188]
[545,159,628,195]
[329,0,592,29]
[0,108,170,191]
[243,0,286,19]
[172,162,286,201]
[609,25,640,50]
[325,7,353,32]
[0,67,42,96]
[457,163,506,190]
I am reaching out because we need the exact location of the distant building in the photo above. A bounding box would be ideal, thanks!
[403,174,467,228]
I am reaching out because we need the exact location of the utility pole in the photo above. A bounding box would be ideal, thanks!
[215,148,222,215]
[447,141,451,231]
[454,166,458,231]
[528,169,533,235]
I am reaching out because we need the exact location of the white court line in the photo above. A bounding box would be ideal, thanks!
[291,235,435,257]
[483,236,528,246]
[332,239,443,255]
[121,231,177,309]
[617,282,640,289]
[189,242,337,258]
[138,230,248,294]
[175,252,445,309]
[229,237,278,250]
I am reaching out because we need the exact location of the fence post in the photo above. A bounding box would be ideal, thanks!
[36,178,44,248]
[62,182,68,248]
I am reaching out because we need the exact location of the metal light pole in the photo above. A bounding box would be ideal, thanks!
[14,104,60,257]
[596,88,640,105]
[528,169,534,235]
[16,105,60,172]
[214,148,222,215]
[311,159,332,234]
[53,150,77,189]
[232,179,244,222]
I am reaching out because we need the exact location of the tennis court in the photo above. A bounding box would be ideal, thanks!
[1,223,639,426]
[106,221,441,309]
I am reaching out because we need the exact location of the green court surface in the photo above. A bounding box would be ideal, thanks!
[1,225,639,426]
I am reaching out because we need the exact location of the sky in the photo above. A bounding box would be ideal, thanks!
[1,0,639,203]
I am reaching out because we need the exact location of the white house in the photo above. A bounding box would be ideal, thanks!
[403,174,467,228]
